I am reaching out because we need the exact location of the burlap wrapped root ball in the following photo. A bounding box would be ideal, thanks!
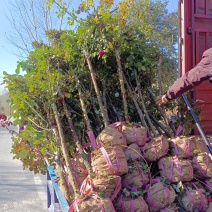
[70,196,116,212]
[122,123,147,146]
[124,143,142,161]
[159,203,179,212]
[145,181,176,212]
[91,146,128,175]
[71,156,88,188]
[180,182,208,212]
[114,195,149,212]
[96,126,126,150]
[169,136,197,158]
[158,156,193,183]
[141,135,169,162]
[196,136,212,154]
[192,153,212,179]
[91,175,121,200]
[122,169,149,190]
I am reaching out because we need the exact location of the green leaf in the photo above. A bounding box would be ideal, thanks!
[16,63,21,74]
[95,110,100,114]
[67,17,75,26]
[128,166,133,173]
[193,149,202,154]
[19,150,28,159]
[123,188,130,197]
[141,66,146,71]
[187,186,193,192]
[115,92,119,97]
[176,187,180,193]
[177,181,183,189]
[46,0,54,9]
[41,148,47,155]
[99,192,107,198]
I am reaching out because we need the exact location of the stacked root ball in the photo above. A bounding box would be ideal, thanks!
[69,122,212,212]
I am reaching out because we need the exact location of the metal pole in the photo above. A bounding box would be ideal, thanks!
[47,169,51,208]
[182,94,212,155]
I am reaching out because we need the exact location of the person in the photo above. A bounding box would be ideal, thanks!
[156,48,212,106]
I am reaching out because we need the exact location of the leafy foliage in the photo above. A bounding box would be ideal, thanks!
[3,0,180,174]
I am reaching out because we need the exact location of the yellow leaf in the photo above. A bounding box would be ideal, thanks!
[100,0,114,6]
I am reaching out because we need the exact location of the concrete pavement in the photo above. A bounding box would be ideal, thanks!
[0,128,47,212]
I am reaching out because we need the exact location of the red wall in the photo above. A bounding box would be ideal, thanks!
[180,0,212,134]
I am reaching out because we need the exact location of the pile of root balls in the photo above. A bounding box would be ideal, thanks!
[61,122,212,212]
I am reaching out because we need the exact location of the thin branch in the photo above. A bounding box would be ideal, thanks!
[24,100,47,124]
[27,117,50,131]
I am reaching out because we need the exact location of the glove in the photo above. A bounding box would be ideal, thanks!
[156,95,169,106]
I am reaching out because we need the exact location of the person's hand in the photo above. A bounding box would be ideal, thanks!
[156,95,169,106]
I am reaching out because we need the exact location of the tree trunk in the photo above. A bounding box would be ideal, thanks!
[76,78,93,131]
[107,92,122,121]
[158,54,163,95]
[115,48,129,122]
[59,92,91,173]
[147,87,174,137]
[51,103,80,197]
[102,80,109,123]
[84,50,109,127]
[124,76,148,130]
[76,78,98,149]
[135,74,157,137]
[58,168,72,203]
[148,113,173,138]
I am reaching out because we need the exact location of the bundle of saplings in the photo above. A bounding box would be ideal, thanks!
[6,1,212,211]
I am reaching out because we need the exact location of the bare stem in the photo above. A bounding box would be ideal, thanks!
[84,51,109,127]
[115,48,129,122]
[147,87,174,137]
[124,75,148,130]
[76,78,93,131]
[135,74,157,137]
[59,91,91,173]
[51,103,80,197]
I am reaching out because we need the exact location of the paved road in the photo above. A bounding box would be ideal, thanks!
[0,128,47,212]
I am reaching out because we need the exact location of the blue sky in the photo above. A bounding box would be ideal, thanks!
[0,0,19,78]
[0,0,178,79]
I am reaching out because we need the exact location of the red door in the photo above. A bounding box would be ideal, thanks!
[180,0,212,134]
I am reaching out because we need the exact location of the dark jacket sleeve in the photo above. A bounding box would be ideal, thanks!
[165,48,212,100]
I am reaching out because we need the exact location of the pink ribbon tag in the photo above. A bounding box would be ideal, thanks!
[109,121,125,132]
[100,147,116,174]
[110,176,121,201]
[68,198,80,212]
[175,125,184,137]
[80,178,95,196]
[88,130,97,149]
